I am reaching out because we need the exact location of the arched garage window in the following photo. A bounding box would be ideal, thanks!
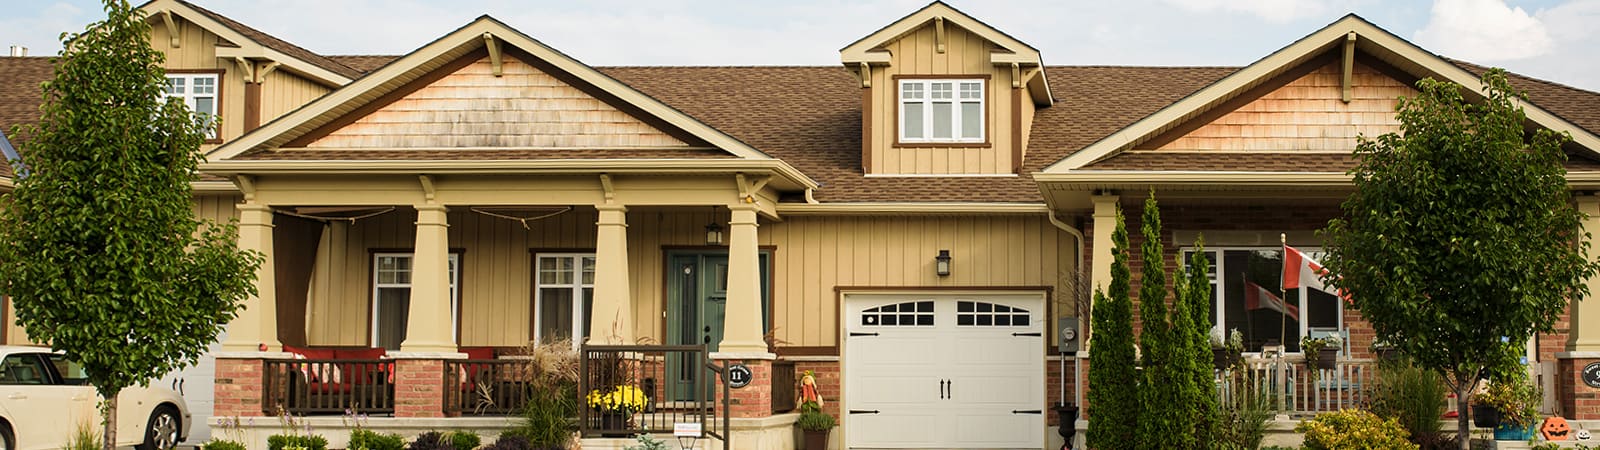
[861,300,934,326]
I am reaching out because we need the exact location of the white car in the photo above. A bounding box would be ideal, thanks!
[0,346,190,450]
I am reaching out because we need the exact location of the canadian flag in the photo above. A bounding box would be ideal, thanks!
[1282,244,1350,302]
[1244,280,1299,318]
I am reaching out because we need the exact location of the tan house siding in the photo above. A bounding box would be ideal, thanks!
[150,14,245,151]
[305,57,691,149]
[300,210,1074,351]
[259,69,332,125]
[867,23,1021,175]
[1152,61,1414,151]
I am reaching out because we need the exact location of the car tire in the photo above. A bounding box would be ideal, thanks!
[136,406,180,450]
[0,423,13,450]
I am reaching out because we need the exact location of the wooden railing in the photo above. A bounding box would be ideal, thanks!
[443,359,534,416]
[1218,355,1376,417]
[579,344,728,449]
[263,359,395,415]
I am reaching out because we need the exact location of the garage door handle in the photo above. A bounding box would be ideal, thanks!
[1012,410,1043,415]
[1013,332,1042,337]
[849,332,879,337]
[940,379,947,399]
[848,410,881,415]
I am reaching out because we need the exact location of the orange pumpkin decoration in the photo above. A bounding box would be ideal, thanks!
[1543,416,1573,441]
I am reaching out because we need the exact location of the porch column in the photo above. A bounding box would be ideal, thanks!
[1088,194,1120,306]
[588,205,633,344]
[718,204,767,354]
[222,202,279,352]
[1558,194,1600,419]
[400,204,456,353]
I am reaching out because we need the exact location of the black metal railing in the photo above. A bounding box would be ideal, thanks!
[772,359,797,414]
[264,359,394,415]
[444,359,533,415]
[579,344,728,449]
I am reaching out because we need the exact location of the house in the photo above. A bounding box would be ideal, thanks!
[3,1,1600,448]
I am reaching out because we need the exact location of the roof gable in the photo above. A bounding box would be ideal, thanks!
[1043,14,1600,173]
[209,16,774,161]
[842,1,1051,104]
[136,0,355,86]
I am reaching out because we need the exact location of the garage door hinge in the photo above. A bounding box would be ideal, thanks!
[1012,332,1042,337]
[849,409,882,415]
[849,332,880,337]
[1012,409,1043,414]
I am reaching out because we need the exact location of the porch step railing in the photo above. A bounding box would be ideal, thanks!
[263,359,395,415]
[443,359,533,416]
[1217,355,1375,417]
[580,344,729,448]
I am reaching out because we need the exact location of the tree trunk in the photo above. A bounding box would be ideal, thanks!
[1455,381,1471,450]
[102,394,118,450]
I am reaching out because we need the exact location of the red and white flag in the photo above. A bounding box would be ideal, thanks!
[1282,244,1350,302]
[1244,280,1299,318]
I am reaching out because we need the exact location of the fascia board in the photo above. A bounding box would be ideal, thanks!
[142,1,351,87]
[776,202,1048,215]
[199,159,820,189]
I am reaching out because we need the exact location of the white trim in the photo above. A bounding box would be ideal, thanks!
[370,252,460,350]
[707,352,777,361]
[533,253,595,350]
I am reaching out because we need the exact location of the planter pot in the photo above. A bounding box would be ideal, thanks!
[598,412,630,437]
[1315,348,1338,370]
[1212,348,1235,370]
[1055,403,1079,440]
[1471,404,1500,428]
[1493,422,1535,441]
[801,429,830,450]
[1375,347,1400,362]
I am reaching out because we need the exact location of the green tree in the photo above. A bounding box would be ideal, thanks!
[1087,203,1137,450]
[1172,238,1216,445]
[1134,194,1177,449]
[0,1,261,447]
[1320,69,1599,450]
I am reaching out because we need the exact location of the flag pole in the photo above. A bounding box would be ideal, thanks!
[1280,233,1289,353]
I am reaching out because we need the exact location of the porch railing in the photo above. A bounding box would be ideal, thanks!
[1218,355,1375,417]
[443,359,533,416]
[772,359,797,414]
[579,344,729,449]
[263,359,395,415]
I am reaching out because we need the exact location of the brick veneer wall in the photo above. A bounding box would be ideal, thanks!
[214,357,266,417]
[1558,357,1600,419]
[713,358,773,419]
[792,360,840,418]
[394,358,445,418]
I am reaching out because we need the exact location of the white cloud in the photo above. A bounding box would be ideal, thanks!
[1413,0,1552,61]
[1162,0,1332,23]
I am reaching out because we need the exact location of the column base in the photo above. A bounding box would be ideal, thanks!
[711,354,777,419]
[1556,352,1600,420]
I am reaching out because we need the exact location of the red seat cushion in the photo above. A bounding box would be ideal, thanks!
[460,347,496,360]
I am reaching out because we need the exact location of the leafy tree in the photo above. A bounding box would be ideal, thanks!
[1320,69,1600,449]
[1134,194,1178,449]
[0,1,261,447]
[1087,202,1137,449]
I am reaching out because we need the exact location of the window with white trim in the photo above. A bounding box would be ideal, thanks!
[535,254,594,348]
[1183,247,1342,353]
[371,253,459,351]
[162,73,218,139]
[899,79,984,143]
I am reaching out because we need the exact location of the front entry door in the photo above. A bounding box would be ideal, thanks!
[666,251,768,402]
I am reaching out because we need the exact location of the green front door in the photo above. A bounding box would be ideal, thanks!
[665,251,769,401]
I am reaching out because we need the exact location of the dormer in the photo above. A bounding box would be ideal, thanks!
[843,2,1052,176]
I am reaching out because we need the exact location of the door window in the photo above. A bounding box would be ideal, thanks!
[46,354,90,385]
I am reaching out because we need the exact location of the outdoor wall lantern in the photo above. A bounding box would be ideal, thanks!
[935,250,952,276]
[705,216,724,246]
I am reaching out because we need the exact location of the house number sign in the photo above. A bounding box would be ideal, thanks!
[1584,362,1600,388]
[727,364,753,389]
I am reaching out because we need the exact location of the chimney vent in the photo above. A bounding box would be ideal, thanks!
[8,46,26,57]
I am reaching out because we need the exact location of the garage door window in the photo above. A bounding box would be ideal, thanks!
[956,300,1031,326]
[861,300,934,326]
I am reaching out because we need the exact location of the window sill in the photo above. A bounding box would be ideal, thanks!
[892,141,991,149]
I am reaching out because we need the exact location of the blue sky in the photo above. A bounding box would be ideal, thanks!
[3,0,1598,91]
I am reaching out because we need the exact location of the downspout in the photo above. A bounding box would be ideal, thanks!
[1047,209,1086,410]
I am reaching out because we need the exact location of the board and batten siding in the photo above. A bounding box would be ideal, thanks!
[866,23,1022,175]
[259,69,333,125]
[3,194,242,345]
[305,57,690,149]
[1152,61,1415,151]
[301,209,1074,351]
[150,15,245,151]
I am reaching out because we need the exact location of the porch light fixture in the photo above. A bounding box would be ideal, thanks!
[935,250,952,276]
[705,208,724,245]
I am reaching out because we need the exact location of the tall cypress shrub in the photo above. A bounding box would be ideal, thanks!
[1086,203,1137,450]
[1172,239,1217,444]
[1135,194,1177,449]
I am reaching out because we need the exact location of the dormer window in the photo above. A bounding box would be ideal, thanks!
[899,78,984,144]
[162,73,220,139]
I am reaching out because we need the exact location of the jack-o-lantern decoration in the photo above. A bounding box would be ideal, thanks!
[1578,429,1593,440]
[1542,416,1573,441]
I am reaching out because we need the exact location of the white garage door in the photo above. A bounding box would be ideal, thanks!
[843,293,1045,449]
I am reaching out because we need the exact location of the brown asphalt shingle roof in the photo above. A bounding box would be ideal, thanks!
[326,55,397,75]
[176,0,362,80]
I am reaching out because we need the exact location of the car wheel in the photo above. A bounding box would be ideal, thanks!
[1,423,13,450]
[136,406,179,450]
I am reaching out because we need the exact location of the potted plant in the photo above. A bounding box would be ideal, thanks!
[1301,334,1342,371]
[796,370,834,450]
[587,384,647,437]
[1371,339,1401,363]
[1475,372,1542,440]
[1211,329,1245,371]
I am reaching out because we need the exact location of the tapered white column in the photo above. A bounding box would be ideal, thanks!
[718,204,767,354]
[588,205,634,344]
[1572,195,1600,351]
[223,203,279,352]
[400,204,456,353]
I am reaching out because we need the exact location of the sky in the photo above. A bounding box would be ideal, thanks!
[2,0,1599,92]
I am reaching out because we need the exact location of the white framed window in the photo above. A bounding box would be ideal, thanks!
[534,253,594,349]
[162,73,219,139]
[899,78,984,143]
[1182,247,1343,353]
[371,252,460,351]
